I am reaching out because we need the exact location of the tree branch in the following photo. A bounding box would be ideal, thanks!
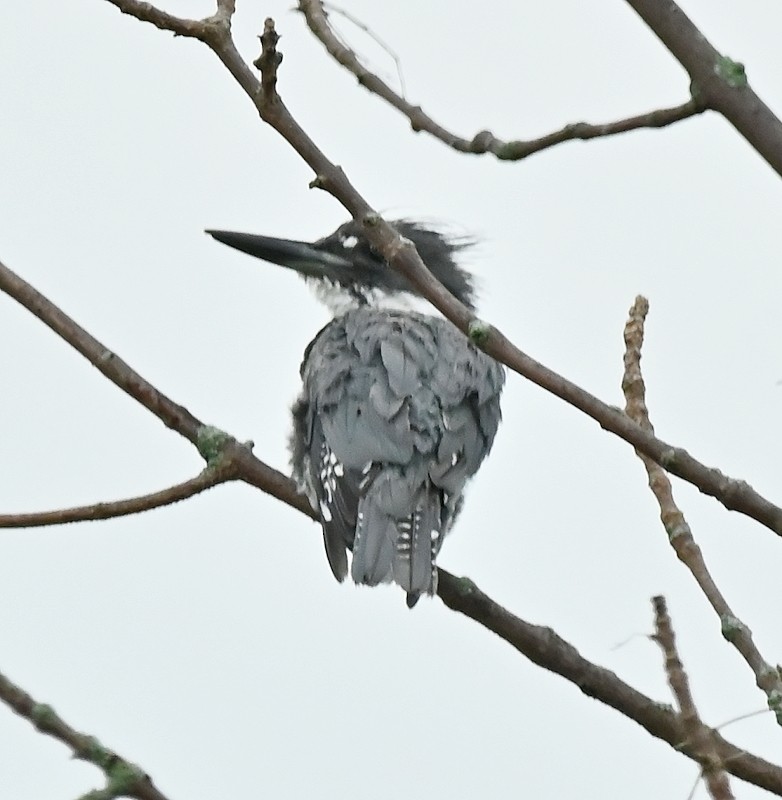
[104,0,207,38]
[0,670,170,800]
[297,0,706,161]
[652,596,735,800]
[622,296,782,723]
[0,258,314,520]
[0,469,233,529]
[624,0,782,178]
[437,572,782,794]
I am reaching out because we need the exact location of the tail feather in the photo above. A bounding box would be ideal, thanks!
[391,490,440,601]
[351,499,395,586]
[351,484,443,596]
[351,476,442,602]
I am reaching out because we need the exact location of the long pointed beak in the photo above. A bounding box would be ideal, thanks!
[205,229,352,278]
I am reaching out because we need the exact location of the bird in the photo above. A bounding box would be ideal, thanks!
[206,219,504,607]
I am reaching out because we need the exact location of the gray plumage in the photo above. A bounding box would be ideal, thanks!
[290,306,503,602]
[207,219,504,606]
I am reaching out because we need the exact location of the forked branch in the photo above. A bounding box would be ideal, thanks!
[0,258,315,520]
[438,573,782,794]
[298,0,706,161]
[624,0,782,177]
[298,0,782,177]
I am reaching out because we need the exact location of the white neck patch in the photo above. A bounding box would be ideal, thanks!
[306,278,445,319]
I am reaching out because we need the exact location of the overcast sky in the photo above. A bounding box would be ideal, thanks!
[2,1,782,798]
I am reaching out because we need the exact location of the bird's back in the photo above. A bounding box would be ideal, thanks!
[290,306,504,605]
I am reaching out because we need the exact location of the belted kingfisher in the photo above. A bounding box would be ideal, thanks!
[207,220,504,606]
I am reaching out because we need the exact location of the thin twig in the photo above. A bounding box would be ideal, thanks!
[716,708,770,732]
[0,670,170,800]
[323,2,406,98]
[622,296,782,723]
[0,469,232,529]
[297,0,706,161]
[652,596,735,800]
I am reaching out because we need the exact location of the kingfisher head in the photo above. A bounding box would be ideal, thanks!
[206,219,476,314]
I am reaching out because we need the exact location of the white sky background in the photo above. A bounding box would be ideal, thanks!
[1,1,781,797]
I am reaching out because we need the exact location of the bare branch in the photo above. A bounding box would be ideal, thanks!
[624,0,782,178]
[104,0,207,38]
[299,0,782,174]
[0,469,233,529]
[623,296,782,723]
[652,596,735,800]
[297,0,705,161]
[476,100,706,161]
[0,258,314,519]
[437,572,782,794]
[0,669,170,800]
